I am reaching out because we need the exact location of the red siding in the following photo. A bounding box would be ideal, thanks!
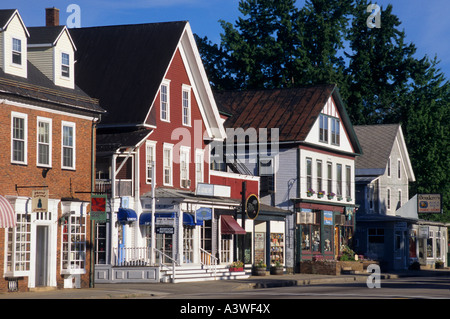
[139,49,209,195]
[210,174,259,200]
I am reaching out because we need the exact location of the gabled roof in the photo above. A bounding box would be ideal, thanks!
[28,25,77,50]
[354,124,415,181]
[0,9,29,36]
[214,84,362,154]
[69,22,187,126]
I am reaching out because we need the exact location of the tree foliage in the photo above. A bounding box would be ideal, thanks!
[196,0,450,221]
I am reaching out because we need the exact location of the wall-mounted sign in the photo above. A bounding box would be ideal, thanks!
[323,211,333,225]
[156,227,174,234]
[32,189,48,213]
[417,194,441,214]
[246,194,259,220]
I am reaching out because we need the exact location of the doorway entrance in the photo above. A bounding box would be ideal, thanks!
[35,226,49,287]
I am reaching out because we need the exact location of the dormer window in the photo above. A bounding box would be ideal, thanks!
[61,53,70,78]
[12,38,22,65]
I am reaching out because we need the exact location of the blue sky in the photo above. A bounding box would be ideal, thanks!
[2,0,449,79]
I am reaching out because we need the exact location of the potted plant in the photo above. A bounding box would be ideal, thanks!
[307,188,315,197]
[252,260,267,276]
[270,261,284,275]
[229,260,244,272]
[327,192,335,200]
[435,260,444,269]
[317,190,325,198]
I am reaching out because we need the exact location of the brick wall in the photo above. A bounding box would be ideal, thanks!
[0,100,96,292]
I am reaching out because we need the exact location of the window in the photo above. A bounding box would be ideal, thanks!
[163,144,173,186]
[180,147,190,188]
[306,158,312,191]
[183,227,194,263]
[345,165,351,198]
[95,222,107,264]
[62,122,75,169]
[160,81,170,121]
[387,188,391,210]
[319,114,328,143]
[336,164,342,196]
[146,141,156,183]
[61,53,70,78]
[331,118,340,145]
[12,38,22,65]
[11,112,27,164]
[37,118,52,167]
[427,231,434,258]
[195,149,204,185]
[182,85,191,126]
[6,213,31,275]
[316,160,323,192]
[397,190,402,210]
[397,159,401,179]
[387,157,391,177]
[327,162,332,195]
[62,214,86,272]
[260,157,275,194]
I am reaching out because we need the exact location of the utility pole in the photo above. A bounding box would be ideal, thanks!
[240,181,246,263]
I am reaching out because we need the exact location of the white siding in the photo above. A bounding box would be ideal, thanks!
[304,96,354,154]
[2,15,27,78]
[53,31,75,89]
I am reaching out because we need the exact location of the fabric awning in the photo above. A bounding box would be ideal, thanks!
[183,213,203,226]
[0,196,16,228]
[221,215,246,235]
[117,208,137,223]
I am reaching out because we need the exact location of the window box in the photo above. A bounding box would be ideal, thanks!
[327,192,335,200]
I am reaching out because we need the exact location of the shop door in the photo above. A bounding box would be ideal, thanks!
[394,230,407,269]
[155,233,173,264]
[35,226,49,287]
[334,226,339,258]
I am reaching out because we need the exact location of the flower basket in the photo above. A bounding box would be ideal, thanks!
[327,192,335,200]
[229,260,244,272]
[317,191,325,198]
[270,266,284,275]
[307,189,315,197]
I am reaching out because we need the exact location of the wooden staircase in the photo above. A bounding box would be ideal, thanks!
[160,264,250,283]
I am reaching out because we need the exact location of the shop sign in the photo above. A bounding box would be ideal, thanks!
[32,189,49,213]
[90,194,107,221]
[417,194,441,214]
[418,226,429,239]
[156,227,174,234]
[156,217,175,226]
[323,211,333,225]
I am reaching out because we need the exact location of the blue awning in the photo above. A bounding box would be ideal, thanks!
[139,212,176,225]
[183,213,203,226]
[117,208,137,223]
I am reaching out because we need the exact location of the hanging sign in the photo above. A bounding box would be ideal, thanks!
[246,194,260,220]
[417,194,442,214]
[32,189,49,213]
[90,194,107,221]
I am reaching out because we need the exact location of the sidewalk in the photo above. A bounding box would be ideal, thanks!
[1,269,448,299]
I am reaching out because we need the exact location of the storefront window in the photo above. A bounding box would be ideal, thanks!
[301,226,310,251]
[62,215,86,271]
[323,225,332,252]
[6,213,31,274]
[221,234,232,264]
[270,233,284,264]
[312,225,321,252]
[183,227,194,263]
[427,231,433,258]
[95,222,107,264]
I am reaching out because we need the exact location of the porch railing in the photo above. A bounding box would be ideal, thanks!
[200,248,217,278]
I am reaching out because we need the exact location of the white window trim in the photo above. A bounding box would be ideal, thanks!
[36,117,52,168]
[160,79,171,122]
[195,149,204,186]
[386,187,391,211]
[146,140,157,184]
[330,117,340,146]
[60,210,87,275]
[11,37,23,67]
[182,84,191,127]
[11,111,28,165]
[387,156,391,177]
[180,146,190,188]
[397,158,401,179]
[61,121,76,170]
[60,51,71,79]
[163,143,173,186]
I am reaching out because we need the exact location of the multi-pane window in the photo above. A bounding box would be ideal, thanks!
[6,213,31,274]
[95,222,107,265]
[336,164,342,196]
[163,144,173,186]
[183,227,194,263]
[319,114,328,143]
[182,86,191,126]
[180,147,190,187]
[146,142,156,183]
[327,162,332,195]
[62,215,86,271]
[37,118,51,167]
[62,122,75,169]
[195,149,204,185]
[316,160,323,192]
[12,112,27,164]
[160,82,170,121]
[306,158,312,191]
[331,118,340,145]
[61,53,70,77]
[12,38,22,65]
[345,165,351,198]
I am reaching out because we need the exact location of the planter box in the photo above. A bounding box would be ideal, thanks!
[252,268,267,276]
[299,260,379,276]
[229,267,244,272]
[270,267,284,275]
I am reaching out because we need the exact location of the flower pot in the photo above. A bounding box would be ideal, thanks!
[253,268,266,276]
[270,266,284,275]
[229,267,244,272]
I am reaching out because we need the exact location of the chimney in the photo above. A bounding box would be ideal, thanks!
[45,7,60,27]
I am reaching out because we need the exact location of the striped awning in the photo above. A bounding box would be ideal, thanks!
[0,196,16,228]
